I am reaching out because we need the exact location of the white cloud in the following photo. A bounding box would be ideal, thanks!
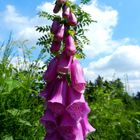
[82,1,119,58]
[82,0,140,94]
[1,5,48,45]
[84,44,140,94]
[0,1,140,94]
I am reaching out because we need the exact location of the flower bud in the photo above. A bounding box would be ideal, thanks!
[43,57,58,82]
[64,35,76,56]
[51,20,60,34]
[57,52,73,74]
[68,11,77,26]
[70,59,86,93]
[62,5,70,19]
[54,24,65,41]
[50,40,61,53]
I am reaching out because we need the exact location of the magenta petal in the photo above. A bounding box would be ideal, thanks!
[54,24,65,41]
[68,11,77,26]
[50,40,61,53]
[39,81,55,100]
[43,57,58,82]
[64,35,76,56]
[59,126,76,140]
[75,123,84,140]
[57,52,73,74]
[66,87,90,121]
[47,78,68,116]
[51,20,60,34]
[59,122,84,140]
[62,5,70,18]
[80,116,96,137]
[60,112,76,127]
[44,133,60,140]
[40,109,56,134]
[70,59,86,93]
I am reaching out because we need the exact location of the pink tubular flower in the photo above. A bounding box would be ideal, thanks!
[66,86,90,121]
[43,57,58,82]
[57,52,73,74]
[39,81,56,100]
[62,5,70,19]
[54,24,65,41]
[68,11,77,26]
[80,116,96,137]
[70,59,86,93]
[40,109,57,134]
[41,109,84,140]
[50,40,61,53]
[51,20,60,34]
[47,78,68,116]
[64,35,76,56]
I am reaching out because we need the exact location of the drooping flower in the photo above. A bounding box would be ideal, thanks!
[39,80,56,100]
[80,116,96,138]
[70,58,86,93]
[40,109,56,133]
[68,11,77,26]
[50,40,61,53]
[43,57,58,82]
[41,109,84,140]
[64,35,76,56]
[66,86,90,121]
[47,78,68,116]
[57,52,73,74]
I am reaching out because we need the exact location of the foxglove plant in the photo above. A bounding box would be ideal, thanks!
[39,0,95,139]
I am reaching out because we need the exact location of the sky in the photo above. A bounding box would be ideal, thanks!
[0,0,140,94]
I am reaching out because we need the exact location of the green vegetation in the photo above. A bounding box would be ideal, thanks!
[0,40,140,140]
[0,0,140,139]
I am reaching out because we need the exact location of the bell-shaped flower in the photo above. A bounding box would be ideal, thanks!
[40,109,57,134]
[42,110,84,140]
[51,20,60,34]
[43,57,58,82]
[47,78,68,116]
[80,116,96,137]
[66,86,90,122]
[54,24,65,41]
[50,40,61,54]
[68,11,77,26]
[62,5,70,19]
[58,112,84,140]
[38,81,56,100]
[70,59,86,93]
[57,52,73,74]
[64,35,76,56]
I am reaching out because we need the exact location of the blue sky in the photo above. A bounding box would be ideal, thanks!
[0,0,140,94]
[1,0,140,43]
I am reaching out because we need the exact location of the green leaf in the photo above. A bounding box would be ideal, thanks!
[3,136,13,140]
[7,109,30,116]
[5,79,21,92]
[18,118,32,126]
